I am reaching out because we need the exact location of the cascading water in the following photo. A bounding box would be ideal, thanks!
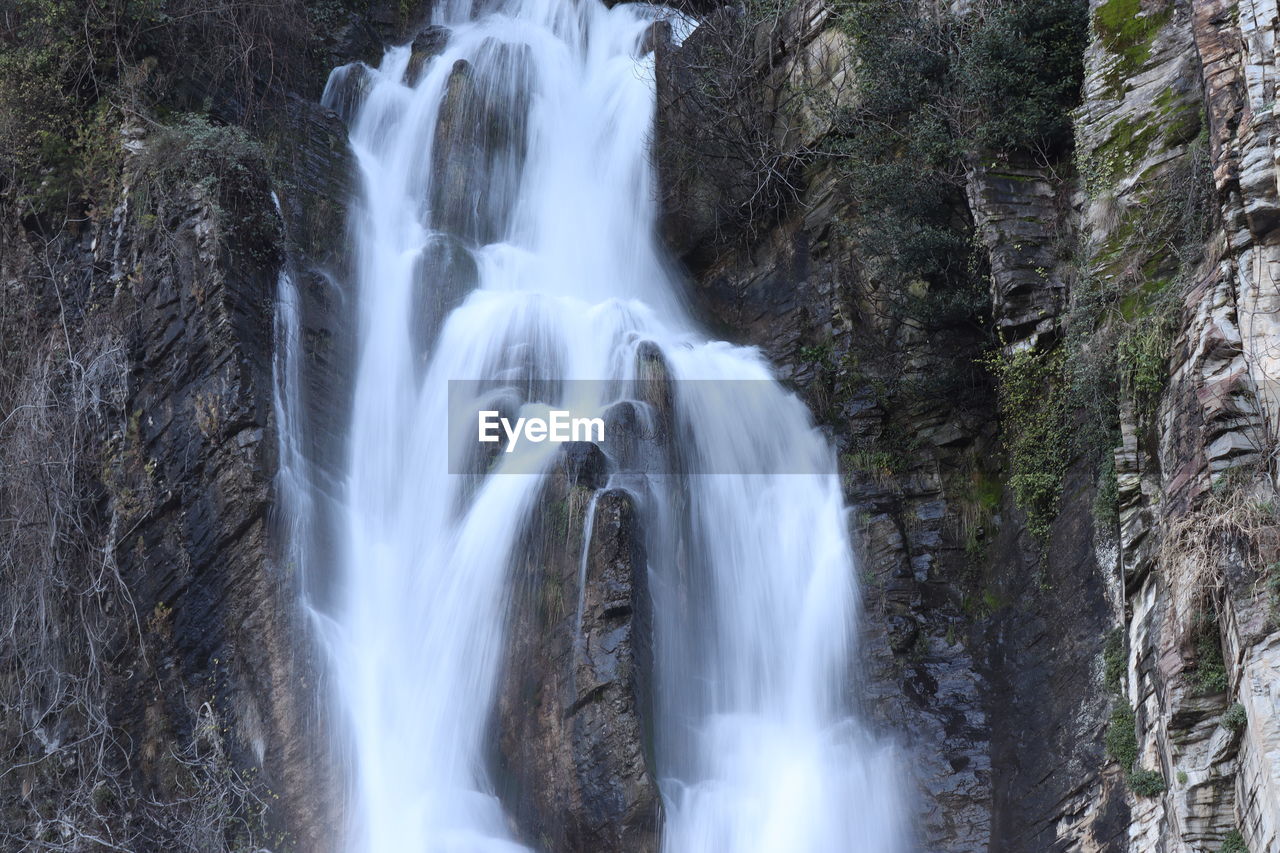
[282,0,910,849]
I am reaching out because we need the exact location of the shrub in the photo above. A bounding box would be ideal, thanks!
[1105,703,1138,769]
[1102,628,1126,694]
[1220,829,1248,853]
[1128,768,1167,797]
[1191,610,1229,695]
[956,0,1088,155]
[985,345,1069,540]
[1,0,342,228]
[1222,702,1247,732]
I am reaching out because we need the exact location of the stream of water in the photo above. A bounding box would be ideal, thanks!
[277,0,909,848]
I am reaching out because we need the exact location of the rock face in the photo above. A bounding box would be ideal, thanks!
[496,445,659,852]
[0,30,360,849]
[0,126,324,849]
[7,0,1280,849]
[655,0,1280,851]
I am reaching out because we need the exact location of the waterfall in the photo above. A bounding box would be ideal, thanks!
[276,0,910,849]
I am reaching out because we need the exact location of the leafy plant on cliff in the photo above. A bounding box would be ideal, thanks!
[1105,702,1168,797]
[1102,628,1127,694]
[984,345,1069,541]
[1,0,347,229]
[1222,702,1247,732]
[1190,609,1229,695]
[956,0,1088,156]
[132,114,282,264]
[1220,829,1249,853]
[829,0,1086,331]
[1128,767,1167,797]
[829,0,974,327]
[1105,703,1139,769]
[827,0,1086,546]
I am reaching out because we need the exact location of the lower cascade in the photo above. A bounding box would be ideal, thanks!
[282,0,909,849]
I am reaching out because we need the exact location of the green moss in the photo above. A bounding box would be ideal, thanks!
[1222,702,1247,731]
[1141,86,1205,150]
[1082,115,1163,196]
[1093,0,1171,94]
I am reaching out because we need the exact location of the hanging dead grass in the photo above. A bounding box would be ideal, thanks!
[1157,466,1280,641]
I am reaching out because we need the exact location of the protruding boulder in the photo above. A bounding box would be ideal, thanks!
[634,341,674,444]
[603,400,644,472]
[408,233,477,366]
[429,41,532,243]
[322,62,376,126]
[495,448,657,852]
[404,25,450,86]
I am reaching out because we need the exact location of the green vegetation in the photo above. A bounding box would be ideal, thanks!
[985,346,1069,540]
[830,0,1086,330]
[958,465,1003,557]
[825,0,1088,542]
[1,0,360,229]
[1105,701,1168,796]
[1103,628,1127,694]
[134,114,281,262]
[1128,767,1167,797]
[1094,452,1120,530]
[1105,703,1139,769]
[1093,0,1171,95]
[1220,829,1249,853]
[957,0,1089,155]
[1222,702,1247,732]
[1067,124,1214,533]
[1191,609,1229,695]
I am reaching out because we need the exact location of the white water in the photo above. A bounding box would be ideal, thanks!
[287,0,910,849]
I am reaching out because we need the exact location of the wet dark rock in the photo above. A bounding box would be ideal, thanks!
[570,489,659,850]
[638,20,671,57]
[324,62,376,126]
[496,449,657,853]
[430,42,533,244]
[633,342,674,441]
[405,25,451,85]
[409,233,478,367]
[603,400,644,472]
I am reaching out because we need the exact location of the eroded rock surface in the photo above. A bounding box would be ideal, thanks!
[496,445,659,852]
